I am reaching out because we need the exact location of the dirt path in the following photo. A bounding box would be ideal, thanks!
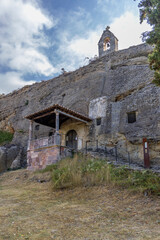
[0,169,160,240]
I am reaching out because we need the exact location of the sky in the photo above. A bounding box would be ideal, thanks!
[0,0,151,94]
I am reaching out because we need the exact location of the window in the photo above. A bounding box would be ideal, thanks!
[127,111,136,123]
[96,118,101,126]
[35,124,40,130]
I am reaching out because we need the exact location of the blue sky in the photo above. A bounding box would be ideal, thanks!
[0,0,151,94]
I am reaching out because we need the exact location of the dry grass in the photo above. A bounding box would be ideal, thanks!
[0,169,160,240]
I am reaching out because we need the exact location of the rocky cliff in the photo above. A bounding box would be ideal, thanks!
[0,43,160,170]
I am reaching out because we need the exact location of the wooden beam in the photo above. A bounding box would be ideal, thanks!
[31,109,91,124]
[32,110,55,120]
[57,110,90,124]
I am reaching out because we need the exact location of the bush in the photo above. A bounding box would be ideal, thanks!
[0,130,13,145]
[52,156,82,189]
[41,154,160,195]
[129,170,160,195]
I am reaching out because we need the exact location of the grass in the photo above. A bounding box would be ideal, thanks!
[40,154,160,195]
[0,130,13,145]
[0,169,160,240]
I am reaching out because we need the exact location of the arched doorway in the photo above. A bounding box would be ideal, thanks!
[66,130,77,149]
[103,37,110,51]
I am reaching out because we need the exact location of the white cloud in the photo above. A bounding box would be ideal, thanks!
[66,31,100,57]
[9,48,56,76]
[0,72,35,94]
[55,29,101,72]
[0,0,57,93]
[110,12,152,50]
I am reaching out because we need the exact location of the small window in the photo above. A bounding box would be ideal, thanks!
[127,111,136,123]
[96,118,101,126]
[35,125,40,130]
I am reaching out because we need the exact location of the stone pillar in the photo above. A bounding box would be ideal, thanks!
[28,120,33,150]
[55,111,60,145]
[55,111,59,133]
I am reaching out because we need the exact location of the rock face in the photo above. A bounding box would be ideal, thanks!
[0,40,160,170]
[0,147,6,172]
[0,145,20,173]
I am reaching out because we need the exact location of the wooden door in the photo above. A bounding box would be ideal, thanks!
[66,130,77,149]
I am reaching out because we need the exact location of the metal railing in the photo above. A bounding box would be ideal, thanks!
[85,140,133,167]
[85,139,160,170]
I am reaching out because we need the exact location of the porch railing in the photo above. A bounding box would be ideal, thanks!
[30,134,60,150]
[28,133,84,151]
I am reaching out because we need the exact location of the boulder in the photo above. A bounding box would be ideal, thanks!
[0,147,7,172]
[10,148,22,170]
[7,145,20,169]
[0,145,20,173]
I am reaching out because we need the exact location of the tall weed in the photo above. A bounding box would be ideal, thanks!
[42,153,160,195]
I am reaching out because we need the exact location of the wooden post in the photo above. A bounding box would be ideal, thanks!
[28,120,33,150]
[143,138,150,168]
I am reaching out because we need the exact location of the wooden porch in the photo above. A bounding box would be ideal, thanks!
[25,104,92,170]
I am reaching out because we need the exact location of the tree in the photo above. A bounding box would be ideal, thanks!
[136,0,160,86]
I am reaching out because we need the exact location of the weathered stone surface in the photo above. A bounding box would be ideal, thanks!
[27,146,62,171]
[0,147,6,172]
[0,145,20,172]
[10,147,23,170]
[0,42,159,169]
[89,96,108,119]
[7,146,19,168]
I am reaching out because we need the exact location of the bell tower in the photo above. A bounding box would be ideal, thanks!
[98,26,118,57]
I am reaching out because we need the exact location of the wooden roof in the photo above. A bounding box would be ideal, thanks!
[25,104,92,128]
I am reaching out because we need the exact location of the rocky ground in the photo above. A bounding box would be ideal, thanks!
[0,169,160,240]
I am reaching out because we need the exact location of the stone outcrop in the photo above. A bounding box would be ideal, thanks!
[0,145,20,173]
[0,42,159,170]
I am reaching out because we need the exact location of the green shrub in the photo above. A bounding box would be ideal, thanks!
[129,170,160,195]
[41,154,160,195]
[0,130,13,145]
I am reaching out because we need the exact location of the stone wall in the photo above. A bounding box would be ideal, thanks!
[27,145,69,171]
